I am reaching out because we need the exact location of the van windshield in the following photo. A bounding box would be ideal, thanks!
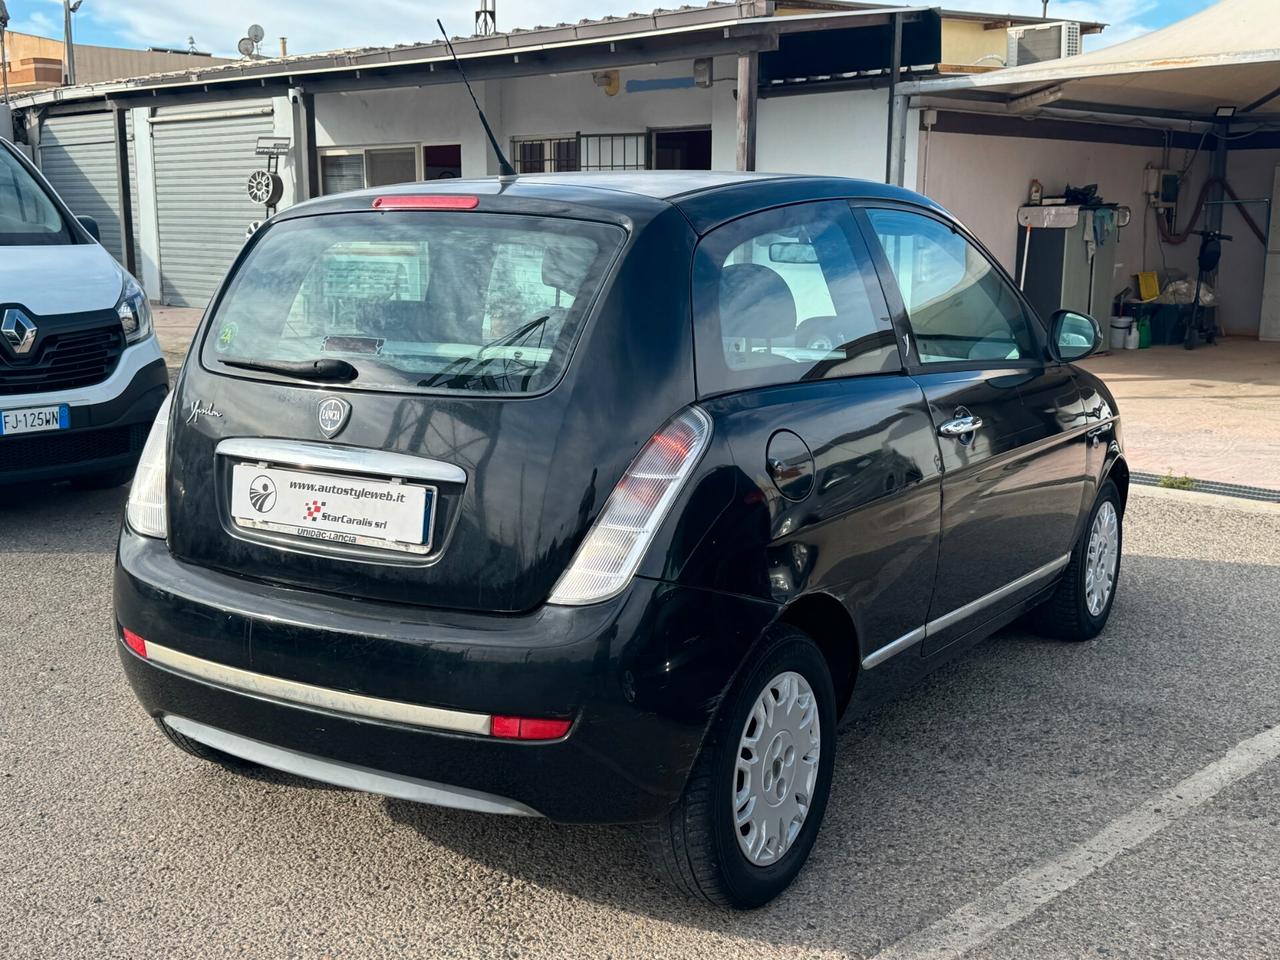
[0,145,74,246]
[204,211,625,395]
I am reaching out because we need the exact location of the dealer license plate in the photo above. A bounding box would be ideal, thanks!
[229,463,434,554]
[0,404,69,436]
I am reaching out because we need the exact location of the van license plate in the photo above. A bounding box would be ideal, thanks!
[0,404,69,436]
[229,463,434,554]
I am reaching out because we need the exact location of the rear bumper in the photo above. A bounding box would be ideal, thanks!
[0,338,168,484]
[114,525,779,823]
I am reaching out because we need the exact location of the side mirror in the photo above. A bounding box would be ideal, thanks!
[77,215,101,242]
[1049,309,1102,362]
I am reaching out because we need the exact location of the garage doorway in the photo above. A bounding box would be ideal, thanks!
[650,127,712,170]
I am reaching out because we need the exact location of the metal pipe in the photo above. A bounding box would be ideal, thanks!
[884,11,902,184]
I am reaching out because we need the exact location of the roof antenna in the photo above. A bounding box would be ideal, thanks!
[436,18,517,183]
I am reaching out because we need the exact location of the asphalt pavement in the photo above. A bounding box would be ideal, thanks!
[2,485,1278,959]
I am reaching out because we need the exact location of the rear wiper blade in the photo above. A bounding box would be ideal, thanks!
[221,358,359,383]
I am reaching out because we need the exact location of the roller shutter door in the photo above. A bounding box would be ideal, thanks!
[152,104,274,307]
[39,112,141,271]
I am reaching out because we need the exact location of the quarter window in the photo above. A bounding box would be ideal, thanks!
[692,202,899,396]
[866,209,1036,365]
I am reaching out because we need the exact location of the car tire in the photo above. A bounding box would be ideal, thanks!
[155,718,258,772]
[70,466,136,490]
[643,625,836,909]
[1031,479,1122,641]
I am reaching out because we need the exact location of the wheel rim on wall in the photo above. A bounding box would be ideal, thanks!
[732,670,821,866]
[1085,501,1119,616]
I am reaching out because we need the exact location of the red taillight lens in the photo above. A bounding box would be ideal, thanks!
[490,715,572,740]
[122,628,147,658]
[372,195,479,211]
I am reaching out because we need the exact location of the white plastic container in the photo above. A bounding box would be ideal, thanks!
[1109,318,1132,351]
[1124,324,1141,350]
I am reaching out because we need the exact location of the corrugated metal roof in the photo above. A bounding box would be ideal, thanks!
[10,2,771,106]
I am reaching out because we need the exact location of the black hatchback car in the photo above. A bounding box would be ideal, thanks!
[116,172,1126,908]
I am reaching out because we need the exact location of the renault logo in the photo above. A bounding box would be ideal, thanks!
[1,309,37,356]
[317,396,351,438]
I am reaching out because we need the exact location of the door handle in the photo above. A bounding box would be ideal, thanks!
[938,415,983,437]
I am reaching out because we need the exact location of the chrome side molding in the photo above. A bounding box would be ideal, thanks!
[862,553,1071,669]
[216,437,467,485]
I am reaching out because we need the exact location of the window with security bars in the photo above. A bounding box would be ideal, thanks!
[581,134,646,171]
[512,137,580,174]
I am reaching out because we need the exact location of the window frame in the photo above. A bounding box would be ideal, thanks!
[691,199,906,399]
[317,142,465,195]
[851,201,1049,374]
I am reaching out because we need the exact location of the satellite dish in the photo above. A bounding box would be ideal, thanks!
[247,23,265,43]
[237,36,256,57]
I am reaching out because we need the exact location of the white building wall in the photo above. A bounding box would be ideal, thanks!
[757,89,917,185]
[1214,148,1280,338]
[313,83,494,178]
[499,61,717,142]
[921,129,1278,338]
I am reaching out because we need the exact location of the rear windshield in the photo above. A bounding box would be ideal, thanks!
[203,211,625,395]
[0,145,74,246]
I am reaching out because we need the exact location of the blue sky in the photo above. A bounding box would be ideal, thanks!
[5,0,1220,60]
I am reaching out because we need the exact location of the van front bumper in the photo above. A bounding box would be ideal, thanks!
[0,337,167,484]
[114,525,779,823]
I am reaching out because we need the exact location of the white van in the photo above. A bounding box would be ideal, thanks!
[0,137,167,486]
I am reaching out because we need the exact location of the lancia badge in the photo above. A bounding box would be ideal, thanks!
[317,396,351,438]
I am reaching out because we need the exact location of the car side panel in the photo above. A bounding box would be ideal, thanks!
[653,376,942,665]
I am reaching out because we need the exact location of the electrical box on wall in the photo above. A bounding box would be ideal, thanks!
[1144,167,1180,209]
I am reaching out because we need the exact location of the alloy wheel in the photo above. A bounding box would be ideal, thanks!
[732,670,821,866]
[1084,500,1119,617]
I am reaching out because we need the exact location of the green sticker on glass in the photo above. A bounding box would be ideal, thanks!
[216,322,238,352]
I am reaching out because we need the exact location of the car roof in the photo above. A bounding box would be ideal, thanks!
[277,171,946,236]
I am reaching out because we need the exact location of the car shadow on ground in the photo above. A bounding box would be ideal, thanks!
[365,550,1280,952]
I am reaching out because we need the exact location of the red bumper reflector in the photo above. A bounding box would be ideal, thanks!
[122,628,148,658]
[372,195,479,211]
[490,715,571,740]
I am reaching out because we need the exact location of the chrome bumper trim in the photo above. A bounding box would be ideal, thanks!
[163,716,539,817]
[143,640,491,735]
[216,437,467,485]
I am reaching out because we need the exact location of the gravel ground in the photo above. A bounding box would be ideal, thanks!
[1,486,1277,959]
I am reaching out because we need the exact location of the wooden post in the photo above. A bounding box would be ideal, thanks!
[736,52,758,172]
[885,12,903,184]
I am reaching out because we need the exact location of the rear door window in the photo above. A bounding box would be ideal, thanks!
[692,201,899,397]
[203,211,625,395]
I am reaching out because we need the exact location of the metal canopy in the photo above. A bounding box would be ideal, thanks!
[901,0,1280,125]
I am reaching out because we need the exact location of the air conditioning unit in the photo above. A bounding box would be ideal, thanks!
[1007,21,1082,66]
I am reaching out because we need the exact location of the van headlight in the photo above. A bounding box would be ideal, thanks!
[117,274,154,344]
[126,393,172,539]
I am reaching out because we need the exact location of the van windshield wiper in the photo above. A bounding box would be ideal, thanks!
[221,358,359,383]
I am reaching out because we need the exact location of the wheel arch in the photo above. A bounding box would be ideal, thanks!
[776,592,859,717]
[1103,452,1130,515]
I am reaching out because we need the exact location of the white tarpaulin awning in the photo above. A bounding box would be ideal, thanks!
[902,0,1280,123]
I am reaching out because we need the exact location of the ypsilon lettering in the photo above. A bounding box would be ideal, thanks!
[186,400,224,425]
